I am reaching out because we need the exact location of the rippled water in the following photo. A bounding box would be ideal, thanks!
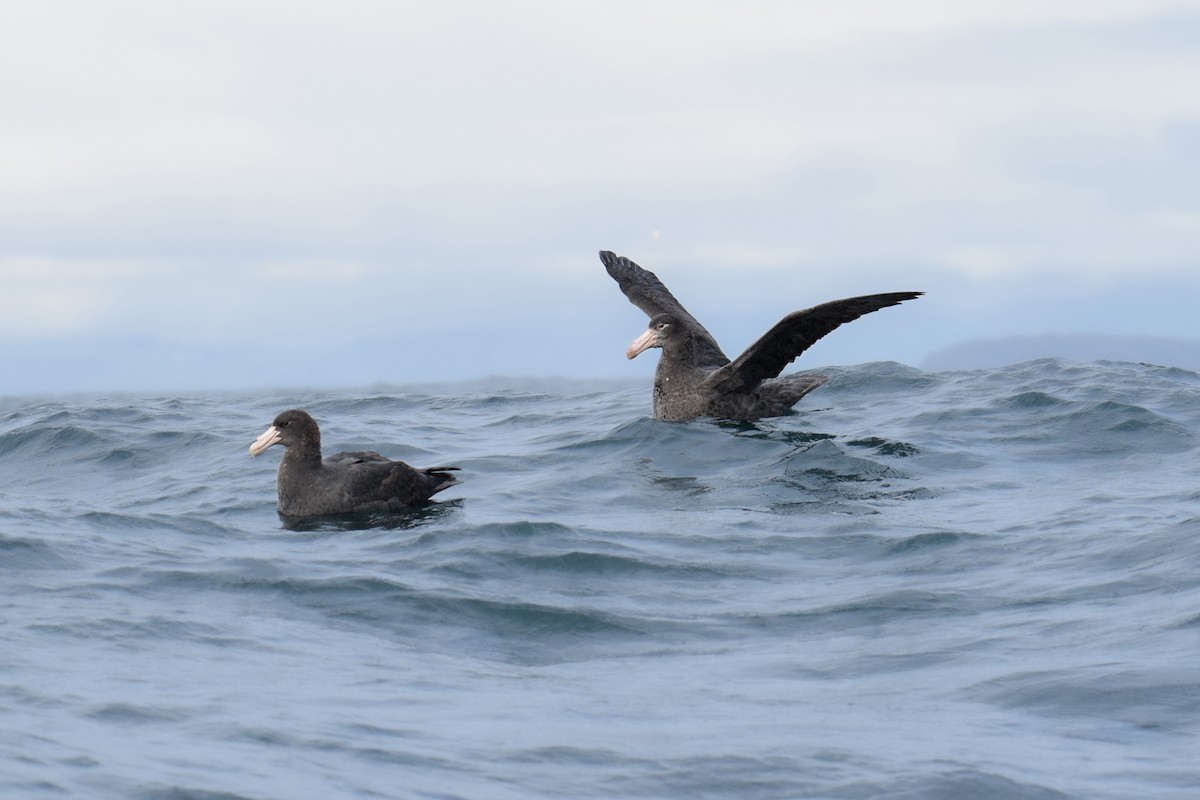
[2,360,1198,799]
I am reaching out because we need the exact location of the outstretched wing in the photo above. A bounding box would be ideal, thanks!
[706,292,923,393]
[600,250,728,365]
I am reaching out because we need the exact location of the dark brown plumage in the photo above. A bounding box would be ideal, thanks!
[601,250,922,421]
[248,409,460,517]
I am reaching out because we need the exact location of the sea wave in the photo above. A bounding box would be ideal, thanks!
[2,359,1198,799]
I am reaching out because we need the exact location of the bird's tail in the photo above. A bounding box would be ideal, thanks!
[423,466,462,494]
[772,373,829,409]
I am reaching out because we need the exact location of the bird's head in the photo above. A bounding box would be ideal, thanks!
[249,409,319,456]
[626,314,681,359]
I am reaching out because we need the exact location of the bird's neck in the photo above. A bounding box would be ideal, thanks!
[660,334,707,368]
[655,340,708,389]
[281,442,322,470]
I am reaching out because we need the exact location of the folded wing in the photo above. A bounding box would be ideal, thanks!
[327,451,390,465]
[338,460,454,506]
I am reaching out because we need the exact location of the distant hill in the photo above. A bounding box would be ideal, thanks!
[6,331,1200,397]
[0,333,638,397]
[921,334,1200,371]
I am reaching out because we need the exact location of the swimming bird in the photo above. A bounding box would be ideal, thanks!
[248,409,460,517]
[601,250,922,421]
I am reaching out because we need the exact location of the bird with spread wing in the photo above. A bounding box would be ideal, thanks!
[601,251,922,421]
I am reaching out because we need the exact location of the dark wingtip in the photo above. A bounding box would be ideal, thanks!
[600,250,633,281]
[885,292,922,313]
[880,291,924,307]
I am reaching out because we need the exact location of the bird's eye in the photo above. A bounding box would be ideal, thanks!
[277,421,289,428]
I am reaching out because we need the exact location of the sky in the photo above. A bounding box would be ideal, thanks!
[2,1,1199,394]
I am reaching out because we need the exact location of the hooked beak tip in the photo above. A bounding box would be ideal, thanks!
[625,328,659,360]
[248,426,282,457]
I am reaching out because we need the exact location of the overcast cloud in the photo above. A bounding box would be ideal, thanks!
[2,1,1198,392]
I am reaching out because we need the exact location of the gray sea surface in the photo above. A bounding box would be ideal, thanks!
[2,359,1197,799]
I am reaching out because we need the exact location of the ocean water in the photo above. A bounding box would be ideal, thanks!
[2,359,1197,800]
